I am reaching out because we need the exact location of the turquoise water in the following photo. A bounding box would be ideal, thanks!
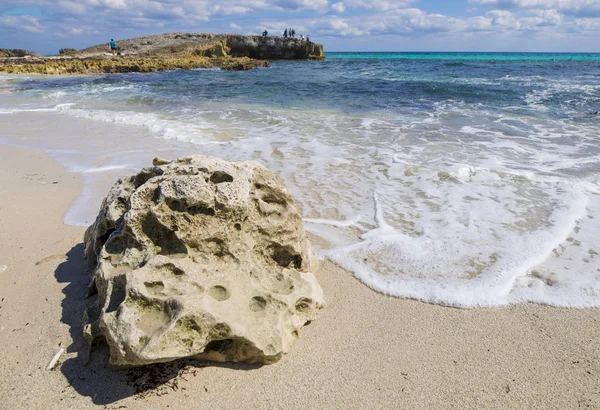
[326,51,600,61]
[0,53,599,307]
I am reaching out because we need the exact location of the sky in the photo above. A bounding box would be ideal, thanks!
[2,0,600,54]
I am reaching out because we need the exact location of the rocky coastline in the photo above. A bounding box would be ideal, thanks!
[0,32,324,75]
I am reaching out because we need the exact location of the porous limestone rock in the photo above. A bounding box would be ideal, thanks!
[83,155,324,367]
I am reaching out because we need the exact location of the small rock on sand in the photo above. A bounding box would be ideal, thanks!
[0,265,7,273]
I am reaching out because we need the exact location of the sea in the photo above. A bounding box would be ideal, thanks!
[1,51,599,308]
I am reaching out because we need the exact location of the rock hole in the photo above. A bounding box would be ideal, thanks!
[295,297,313,312]
[176,316,203,333]
[271,244,302,269]
[211,323,231,338]
[141,213,188,256]
[261,193,287,206]
[133,167,164,188]
[166,198,186,212]
[207,237,232,258]
[249,296,267,312]
[152,187,161,204]
[106,276,127,313]
[188,205,215,216]
[158,263,185,276]
[234,223,242,231]
[210,171,234,184]
[98,228,116,247]
[105,231,142,257]
[144,281,165,293]
[203,338,233,354]
[209,285,230,301]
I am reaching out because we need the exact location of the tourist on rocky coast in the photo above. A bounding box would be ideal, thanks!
[283,29,288,38]
[109,39,117,55]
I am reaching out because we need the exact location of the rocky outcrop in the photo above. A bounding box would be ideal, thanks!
[83,156,324,367]
[0,56,269,75]
[225,35,324,60]
[79,32,325,61]
[58,48,77,56]
[0,48,40,58]
[0,32,323,75]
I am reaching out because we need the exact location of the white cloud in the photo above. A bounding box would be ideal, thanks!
[569,16,600,29]
[0,15,44,33]
[343,0,416,11]
[469,0,600,16]
[331,2,346,13]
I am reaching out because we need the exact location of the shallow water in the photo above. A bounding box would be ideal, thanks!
[1,52,599,307]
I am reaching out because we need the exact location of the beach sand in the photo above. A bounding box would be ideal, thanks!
[0,144,598,409]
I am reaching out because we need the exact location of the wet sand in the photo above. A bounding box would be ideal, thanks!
[0,144,598,409]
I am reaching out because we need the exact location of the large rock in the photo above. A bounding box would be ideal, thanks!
[83,155,324,367]
[77,32,325,61]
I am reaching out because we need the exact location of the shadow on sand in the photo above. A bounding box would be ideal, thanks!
[55,243,261,405]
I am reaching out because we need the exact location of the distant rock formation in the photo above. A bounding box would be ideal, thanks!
[83,155,324,367]
[79,32,325,61]
[0,32,323,75]
[58,48,77,56]
[0,48,40,58]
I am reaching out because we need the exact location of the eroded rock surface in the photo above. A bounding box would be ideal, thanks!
[83,155,324,367]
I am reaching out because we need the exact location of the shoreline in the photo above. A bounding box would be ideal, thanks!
[0,143,598,408]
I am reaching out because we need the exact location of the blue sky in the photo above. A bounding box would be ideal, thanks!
[2,0,600,54]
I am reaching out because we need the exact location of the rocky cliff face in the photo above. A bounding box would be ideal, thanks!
[224,35,324,60]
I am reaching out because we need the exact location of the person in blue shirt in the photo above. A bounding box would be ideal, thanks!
[109,39,117,55]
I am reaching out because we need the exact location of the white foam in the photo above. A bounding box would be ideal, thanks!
[321,180,595,308]
[0,107,56,114]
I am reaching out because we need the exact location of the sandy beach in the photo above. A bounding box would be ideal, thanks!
[0,143,598,409]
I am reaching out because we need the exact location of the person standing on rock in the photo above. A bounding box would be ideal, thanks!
[307,35,310,42]
[109,39,117,55]
[284,29,288,38]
